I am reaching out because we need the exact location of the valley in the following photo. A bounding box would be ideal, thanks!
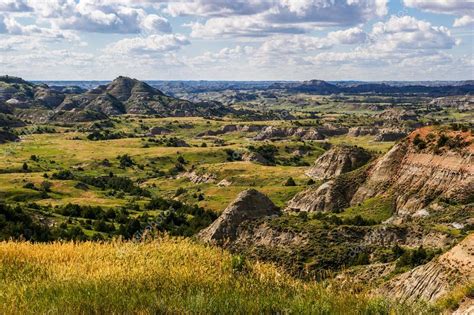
[0,75,473,314]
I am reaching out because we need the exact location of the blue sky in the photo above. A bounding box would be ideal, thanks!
[0,0,473,81]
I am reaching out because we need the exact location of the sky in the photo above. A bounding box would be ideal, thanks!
[0,0,473,81]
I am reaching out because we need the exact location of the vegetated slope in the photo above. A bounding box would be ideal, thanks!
[0,238,430,315]
[380,233,474,303]
[0,75,237,122]
[270,79,474,96]
[0,130,19,144]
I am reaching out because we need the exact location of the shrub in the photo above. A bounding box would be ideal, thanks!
[40,181,52,192]
[23,182,36,190]
[175,187,186,197]
[117,154,135,168]
[177,156,186,164]
[231,254,248,273]
[284,177,296,186]
[52,170,74,180]
[413,134,426,150]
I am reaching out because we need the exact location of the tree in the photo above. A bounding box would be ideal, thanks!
[22,162,29,172]
[284,177,296,186]
[117,154,134,168]
[177,156,186,164]
[40,181,52,192]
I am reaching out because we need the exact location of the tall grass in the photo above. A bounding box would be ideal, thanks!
[0,237,435,314]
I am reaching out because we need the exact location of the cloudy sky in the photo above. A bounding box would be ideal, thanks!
[0,0,473,81]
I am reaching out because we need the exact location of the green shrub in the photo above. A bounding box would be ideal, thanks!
[284,177,296,186]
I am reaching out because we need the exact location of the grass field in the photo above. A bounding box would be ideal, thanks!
[0,237,436,315]
[0,117,327,213]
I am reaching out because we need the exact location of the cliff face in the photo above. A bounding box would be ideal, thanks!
[288,127,473,216]
[380,233,474,303]
[286,162,369,213]
[305,145,372,180]
[352,128,474,216]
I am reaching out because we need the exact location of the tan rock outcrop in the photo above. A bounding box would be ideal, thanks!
[198,189,279,245]
[305,145,372,180]
[380,233,474,303]
[352,130,474,216]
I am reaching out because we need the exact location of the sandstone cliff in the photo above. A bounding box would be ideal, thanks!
[380,233,474,303]
[352,127,474,217]
[288,127,473,216]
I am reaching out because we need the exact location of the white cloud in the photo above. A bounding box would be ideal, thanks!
[188,15,308,38]
[0,0,31,12]
[142,14,172,33]
[403,0,474,16]
[0,14,79,40]
[2,0,172,34]
[0,35,42,51]
[404,0,474,27]
[104,34,190,55]
[181,0,388,38]
[166,0,273,17]
[327,27,367,44]
[370,15,457,50]
[51,3,172,34]
[453,15,474,28]
[258,34,334,54]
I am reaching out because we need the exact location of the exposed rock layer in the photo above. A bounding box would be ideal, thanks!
[198,189,280,245]
[305,145,372,180]
[380,233,474,303]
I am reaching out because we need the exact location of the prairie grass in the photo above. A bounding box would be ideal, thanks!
[0,237,435,314]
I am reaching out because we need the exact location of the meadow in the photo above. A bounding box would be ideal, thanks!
[0,237,436,315]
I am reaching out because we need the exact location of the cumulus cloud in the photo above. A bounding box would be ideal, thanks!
[300,16,460,72]
[453,15,474,27]
[258,35,334,54]
[403,0,474,16]
[188,15,308,38]
[0,35,42,51]
[166,0,273,17]
[104,34,190,55]
[403,0,474,27]
[50,2,172,34]
[0,14,79,40]
[0,0,172,34]
[181,0,387,38]
[0,0,31,12]
[370,15,457,51]
[327,27,368,44]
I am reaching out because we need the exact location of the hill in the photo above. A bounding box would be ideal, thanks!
[271,79,474,96]
[0,75,238,122]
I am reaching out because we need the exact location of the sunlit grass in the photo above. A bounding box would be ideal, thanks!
[0,237,435,314]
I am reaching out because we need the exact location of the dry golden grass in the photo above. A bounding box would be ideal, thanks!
[0,237,435,314]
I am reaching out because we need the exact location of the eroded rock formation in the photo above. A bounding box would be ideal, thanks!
[305,145,372,180]
[198,189,280,245]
